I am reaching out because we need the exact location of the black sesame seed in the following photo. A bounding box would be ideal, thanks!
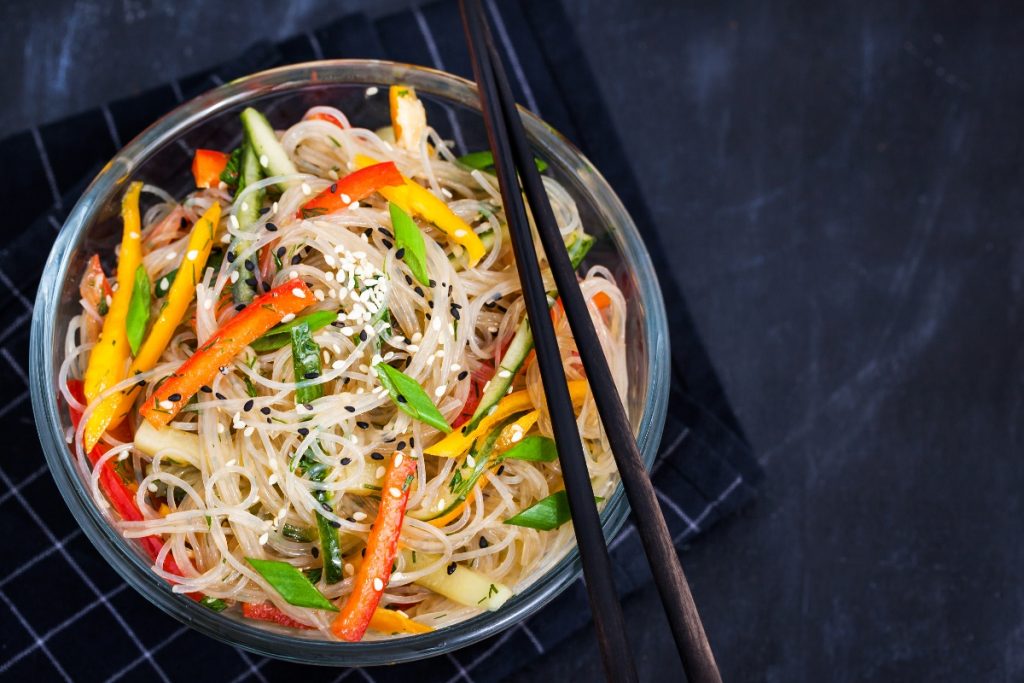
[381,239,393,250]
[322,502,332,512]
[356,421,369,429]
[414,286,424,297]
[329,183,338,193]
[311,546,319,558]
[167,393,182,402]
[215,392,227,400]
[496,465,505,476]
[304,403,314,411]
[450,307,461,321]
[200,385,212,393]
[395,248,405,259]
[447,562,457,575]
[304,371,319,380]
[245,277,258,288]
[397,395,407,404]
[428,300,435,309]
[429,279,436,287]
[371,452,384,461]
[345,405,355,413]
[262,281,272,293]
[291,255,302,265]
[244,260,256,272]
[243,399,254,412]
[260,406,271,415]
[404,274,413,285]
[386,436,397,442]
[379,228,394,239]
[396,441,406,450]
[361,548,366,557]
[346,516,355,523]
[358,330,367,342]
[425,312,432,320]
[235,303,246,311]
[458,370,469,380]
[364,228,373,239]
[409,437,415,448]
[266,222,278,232]
[276,246,287,258]
[340,457,352,465]
[479,537,489,549]
[329,520,341,528]
[298,427,309,436]
[226,250,237,263]
[179,216,188,229]
[259,206,270,215]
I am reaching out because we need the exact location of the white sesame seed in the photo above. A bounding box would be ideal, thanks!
[366,86,379,96]
[441,188,453,199]
[411,332,422,343]
[203,297,213,310]
[272,202,279,213]
[159,277,170,290]
[292,287,306,298]
[240,202,249,212]
[466,455,476,468]
[373,577,384,591]
[105,294,113,307]
[454,229,467,238]
[221,234,232,244]
[436,498,446,511]
[324,271,334,282]
[353,511,367,521]
[280,313,295,323]
[451,363,461,372]
[406,344,419,353]
[165,251,177,261]
[217,423,225,434]
[301,182,312,196]
[289,270,299,279]
[434,385,446,397]
[340,193,351,203]
[498,369,512,379]
[187,249,199,261]
[229,214,240,230]
[230,271,240,283]
[259,154,269,167]
[268,474,278,485]
[244,426,255,437]
[159,400,173,410]
[129,231,140,240]
[332,360,344,370]
[375,466,386,479]
[147,483,158,492]
[314,289,325,301]
[259,532,269,544]
[350,201,361,210]
[394,452,404,467]
[118,451,130,461]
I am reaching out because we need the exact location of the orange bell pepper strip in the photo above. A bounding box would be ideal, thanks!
[354,154,486,267]
[191,149,229,189]
[140,278,313,427]
[83,182,143,404]
[83,203,221,450]
[244,600,433,636]
[298,161,404,219]
[332,451,418,641]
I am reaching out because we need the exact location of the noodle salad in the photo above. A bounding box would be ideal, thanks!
[61,86,628,641]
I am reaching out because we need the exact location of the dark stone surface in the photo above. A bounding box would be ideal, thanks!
[3,0,1022,680]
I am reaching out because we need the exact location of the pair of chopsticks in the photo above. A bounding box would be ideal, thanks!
[457,2,722,681]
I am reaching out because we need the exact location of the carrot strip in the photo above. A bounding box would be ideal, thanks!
[332,451,418,641]
[140,278,313,427]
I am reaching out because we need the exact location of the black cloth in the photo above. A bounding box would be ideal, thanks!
[0,2,760,681]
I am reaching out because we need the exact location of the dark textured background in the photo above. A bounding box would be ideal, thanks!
[4,0,1021,680]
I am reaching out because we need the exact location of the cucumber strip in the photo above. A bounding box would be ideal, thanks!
[230,142,265,304]
[463,232,594,431]
[134,421,200,468]
[290,322,324,405]
[448,229,495,270]
[241,107,298,192]
[298,449,344,585]
[402,550,512,610]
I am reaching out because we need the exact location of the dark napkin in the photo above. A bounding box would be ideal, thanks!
[0,1,761,681]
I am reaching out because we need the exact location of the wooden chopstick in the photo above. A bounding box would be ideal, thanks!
[459,2,722,682]
[458,2,638,681]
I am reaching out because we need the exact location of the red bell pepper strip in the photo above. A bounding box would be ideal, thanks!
[140,278,313,427]
[242,602,315,629]
[331,451,418,641]
[298,162,404,219]
[65,380,195,589]
[305,112,344,129]
[79,254,112,343]
[191,149,229,189]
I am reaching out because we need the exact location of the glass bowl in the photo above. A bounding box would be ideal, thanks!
[29,60,669,666]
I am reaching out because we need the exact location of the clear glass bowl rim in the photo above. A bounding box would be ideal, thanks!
[29,59,670,666]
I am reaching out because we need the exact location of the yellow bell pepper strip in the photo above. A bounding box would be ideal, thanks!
[83,203,221,450]
[424,380,588,458]
[83,182,144,405]
[354,154,486,267]
[141,278,314,428]
[389,85,428,152]
[368,607,434,635]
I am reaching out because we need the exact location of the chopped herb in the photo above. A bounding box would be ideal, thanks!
[374,363,451,433]
[200,595,228,612]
